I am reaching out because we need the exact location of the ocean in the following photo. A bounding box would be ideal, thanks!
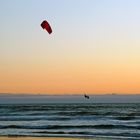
[0,103,140,139]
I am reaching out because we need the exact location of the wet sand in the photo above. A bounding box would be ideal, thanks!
[0,137,107,140]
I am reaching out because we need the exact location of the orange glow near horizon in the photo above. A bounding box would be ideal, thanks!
[1,54,140,94]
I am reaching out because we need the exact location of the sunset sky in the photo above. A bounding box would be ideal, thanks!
[0,0,140,94]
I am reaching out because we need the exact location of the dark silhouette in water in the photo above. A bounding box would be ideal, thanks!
[84,94,89,99]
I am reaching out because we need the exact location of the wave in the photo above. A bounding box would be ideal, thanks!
[0,116,138,122]
[0,124,140,130]
[31,130,140,138]
[115,116,136,120]
[0,116,72,121]
[1,111,140,118]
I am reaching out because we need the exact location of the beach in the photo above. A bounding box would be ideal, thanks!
[0,137,107,140]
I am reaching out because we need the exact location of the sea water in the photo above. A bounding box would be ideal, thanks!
[0,103,140,139]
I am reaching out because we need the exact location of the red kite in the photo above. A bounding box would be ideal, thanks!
[41,20,52,34]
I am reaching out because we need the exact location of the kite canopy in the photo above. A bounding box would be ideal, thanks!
[41,20,52,34]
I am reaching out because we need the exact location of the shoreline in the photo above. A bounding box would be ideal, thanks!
[0,136,107,140]
[0,136,121,140]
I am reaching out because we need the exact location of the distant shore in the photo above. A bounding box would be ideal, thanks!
[0,93,140,103]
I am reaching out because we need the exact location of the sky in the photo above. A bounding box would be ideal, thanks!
[0,0,140,94]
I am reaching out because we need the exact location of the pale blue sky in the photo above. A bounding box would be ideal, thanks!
[1,0,140,58]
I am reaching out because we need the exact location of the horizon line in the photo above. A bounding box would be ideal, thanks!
[0,93,140,96]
